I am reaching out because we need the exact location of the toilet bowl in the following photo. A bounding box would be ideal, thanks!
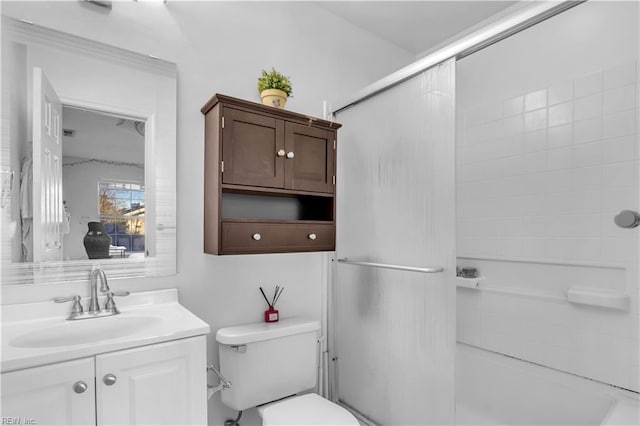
[258,393,359,426]
[216,318,359,426]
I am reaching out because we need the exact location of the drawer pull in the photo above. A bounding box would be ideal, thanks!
[277,149,286,157]
[103,374,117,386]
[73,381,88,394]
[286,151,295,159]
[308,233,317,240]
[252,233,262,241]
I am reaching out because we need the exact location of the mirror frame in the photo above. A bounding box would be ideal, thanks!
[1,18,177,285]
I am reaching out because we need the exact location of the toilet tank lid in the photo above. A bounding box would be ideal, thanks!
[216,318,321,345]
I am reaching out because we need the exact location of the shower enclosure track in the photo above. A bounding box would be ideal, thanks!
[331,0,585,114]
[336,258,443,274]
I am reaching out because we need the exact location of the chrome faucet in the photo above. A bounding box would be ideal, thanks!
[54,265,129,320]
[89,265,110,313]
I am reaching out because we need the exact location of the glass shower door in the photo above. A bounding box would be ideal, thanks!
[332,58,456,425]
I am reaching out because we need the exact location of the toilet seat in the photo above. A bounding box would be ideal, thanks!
[258,393,359,426]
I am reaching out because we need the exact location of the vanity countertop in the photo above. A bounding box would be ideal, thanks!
[1,289,210,372]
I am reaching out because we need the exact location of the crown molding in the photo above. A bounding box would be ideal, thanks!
[2,17,176,78]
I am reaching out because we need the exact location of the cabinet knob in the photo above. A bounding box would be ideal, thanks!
[73,381,88,394]
[286,151,295,159]
[308,233,317,240]
[252,233,262,241]
[103,374,117,386]
[277,149,286,157]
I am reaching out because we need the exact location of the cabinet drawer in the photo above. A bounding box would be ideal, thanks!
[221,222,334,254]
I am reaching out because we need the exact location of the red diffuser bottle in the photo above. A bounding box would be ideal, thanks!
[260,285,284,323]
[264,306,279,323]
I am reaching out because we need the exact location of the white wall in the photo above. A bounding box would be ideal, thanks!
[0,2,413,425]
[457,1,639,391]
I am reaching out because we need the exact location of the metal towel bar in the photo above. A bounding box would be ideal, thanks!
[337,258,443,274]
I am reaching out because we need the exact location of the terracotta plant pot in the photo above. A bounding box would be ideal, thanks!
[260,89,288,109]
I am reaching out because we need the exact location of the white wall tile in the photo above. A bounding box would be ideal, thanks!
[603,109,637,139]
[604,61,637,90]
[569,190,605,214]
[482,102,503,124]
[574,71,603,98]
[574,93,602,121]
[547,147,573,170]
[555,214,602,238]
[603,84,637,115]
[525,89,548,112]
[548,101,573,127]
[547,124,573,149]
[548,81,574,105]
[521,152,547,174]
[512,194,547,216]
[503,95,524,117]
[502,114,524,136]
[456,3,639,393]
[603,134,636,164]
[602,161,637,189]
[602,187,639,212]
[571,166,603,190]
[601,237,639,263]
[524,129,547,153]
[542,170,574,193]
[573,118,602,144]
[573,141,602,167]
[525,109,547,131]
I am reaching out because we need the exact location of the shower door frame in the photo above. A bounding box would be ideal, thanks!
[326,1,588,423]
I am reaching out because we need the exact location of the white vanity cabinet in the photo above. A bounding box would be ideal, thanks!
[96,336,206,425]
[1,336,207,426]
[1,357,96,425]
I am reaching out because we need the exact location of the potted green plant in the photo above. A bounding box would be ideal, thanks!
[258,68,293,109]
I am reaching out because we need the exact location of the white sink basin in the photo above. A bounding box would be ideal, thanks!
[10,315,164,348]
[1,289,211,373]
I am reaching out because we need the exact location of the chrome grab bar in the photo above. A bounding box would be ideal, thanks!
[337,258,443,274]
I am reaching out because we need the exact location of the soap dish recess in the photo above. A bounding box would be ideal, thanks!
[567,286,629,311]
[456,276,485,289]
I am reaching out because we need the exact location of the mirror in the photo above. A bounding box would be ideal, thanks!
[1,18,177,285]
[61,106,146,261]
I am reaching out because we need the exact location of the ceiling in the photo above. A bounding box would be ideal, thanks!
[62,107,144,164]
[315,1,519,56]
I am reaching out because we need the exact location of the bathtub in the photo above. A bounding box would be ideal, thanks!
[456,343,640,426]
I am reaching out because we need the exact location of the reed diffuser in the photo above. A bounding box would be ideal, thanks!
[259,285,284,323]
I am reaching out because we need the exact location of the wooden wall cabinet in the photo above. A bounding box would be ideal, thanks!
[202,94,341,255]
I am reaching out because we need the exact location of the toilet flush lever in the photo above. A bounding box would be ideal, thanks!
[230,344,246,353]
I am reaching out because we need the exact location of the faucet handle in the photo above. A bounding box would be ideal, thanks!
[54,295,84,315]
[103,291,130,313]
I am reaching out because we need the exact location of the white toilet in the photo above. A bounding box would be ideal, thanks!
[216,318,359,426]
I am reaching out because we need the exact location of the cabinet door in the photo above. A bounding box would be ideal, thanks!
[1,358,96,426]
[222,108,284,188]
[284,122,335,193]
[95,336,206,426]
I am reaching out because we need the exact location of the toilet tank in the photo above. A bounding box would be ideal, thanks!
[216,318,320,411]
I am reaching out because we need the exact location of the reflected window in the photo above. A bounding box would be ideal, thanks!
[99,180,145,255]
